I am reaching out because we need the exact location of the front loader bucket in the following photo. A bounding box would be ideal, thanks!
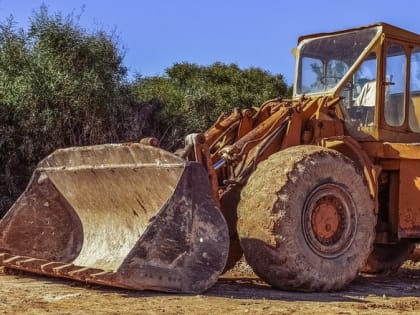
[0,143,229,293]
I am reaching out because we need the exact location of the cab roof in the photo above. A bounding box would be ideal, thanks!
[298,23,420,45]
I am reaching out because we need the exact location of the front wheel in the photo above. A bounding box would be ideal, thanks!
[237,146,377,291]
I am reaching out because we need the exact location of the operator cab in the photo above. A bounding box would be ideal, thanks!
[294,23,420,143]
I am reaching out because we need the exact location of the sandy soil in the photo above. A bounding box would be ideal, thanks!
[0,259,419,315]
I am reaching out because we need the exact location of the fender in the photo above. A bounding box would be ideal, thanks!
[321,136,381,214]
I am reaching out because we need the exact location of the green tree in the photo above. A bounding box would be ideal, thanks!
[134,62,290,149]
[0,7,136,216]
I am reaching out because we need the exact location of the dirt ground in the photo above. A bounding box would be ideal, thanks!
[0,258,419,315]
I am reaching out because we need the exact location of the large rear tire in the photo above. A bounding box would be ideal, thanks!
[361,241,415,274]
[237,145,376,291]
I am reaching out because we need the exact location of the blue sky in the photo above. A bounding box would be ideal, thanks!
[0,0,419,85]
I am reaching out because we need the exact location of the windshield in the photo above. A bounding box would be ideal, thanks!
[296,27,381,95]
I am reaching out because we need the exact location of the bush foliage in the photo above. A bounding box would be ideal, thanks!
[134,62,289,149]
[0,7,136,214]
[0,7,290,216]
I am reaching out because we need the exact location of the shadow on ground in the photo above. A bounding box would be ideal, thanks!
[2,263,419,303]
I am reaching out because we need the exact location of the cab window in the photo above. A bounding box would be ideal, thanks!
[409,47,420,132]
[326,60,349,88]
[300,57,324,93]
[340,52,377,132]
[384,43,406,127]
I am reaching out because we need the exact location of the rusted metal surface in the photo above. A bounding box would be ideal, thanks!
[139,137,160,147]
[322,136,381,213]
[361,142,420,159]
[0,143,229,293]
[209,96,343,175]
[302,182,360,259]
[204,110,243,149]
[360,142,420,238]
[310,196,341,240]
[398,159,420,238]
[0,252,125,288]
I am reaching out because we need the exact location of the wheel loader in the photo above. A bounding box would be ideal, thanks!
[1,22,419,293]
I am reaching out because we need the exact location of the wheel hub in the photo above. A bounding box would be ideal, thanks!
[311,198,341,240]
[302,183,357,258]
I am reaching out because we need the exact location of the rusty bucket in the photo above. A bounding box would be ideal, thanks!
[0,143,228,293]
